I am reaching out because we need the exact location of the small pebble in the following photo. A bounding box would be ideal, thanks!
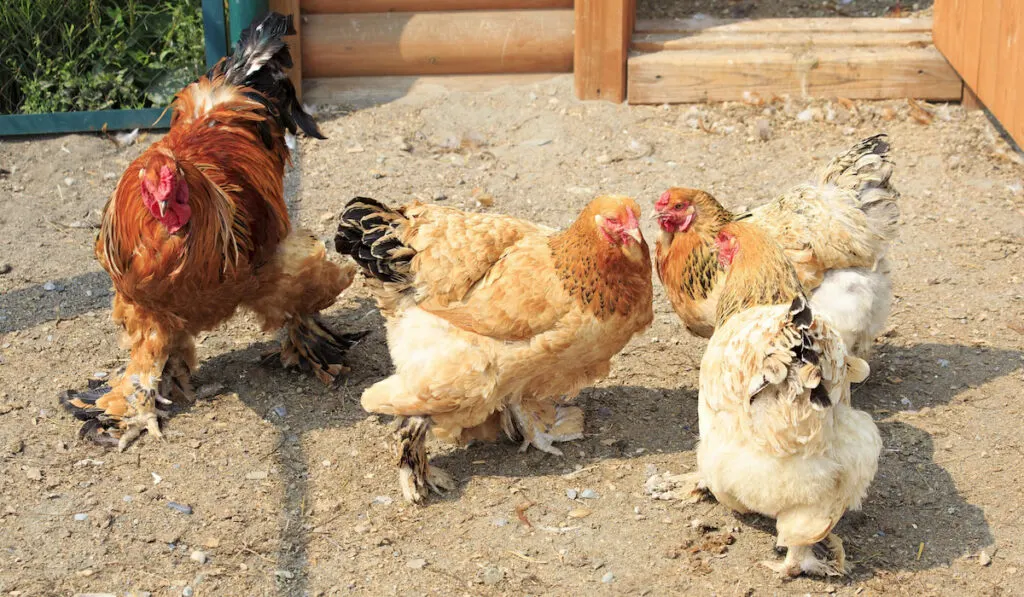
[167,501,193,515]
[433,192,447,202]
[492,518,508,527]
[246,470,269,480]
[123,495,133,503]
[7,439,24,454]
[92,371,108,379]
[0,263,11,275]
[602,572,615,583]
[182,587,194,597]
[371,495,393,506]
[566,489,578,500]
[271,405,287,418]
[481,566,503,585]
[64,177,75,186]
[406,558,427,570]
[190,550,208,565]
[74,513,89,521]
[580,489,599,499]
[275,569,295,580]
[979,551,992,566]
[42,281,58,291]
[937,359,950,368]
[25,467,42,481]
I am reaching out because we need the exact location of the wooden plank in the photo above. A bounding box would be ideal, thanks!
[303,73,566,107]
[635,16,933,34]
[973,1,1002,109]
[302,10,574,77]
[270,0,302,102]
[574,0,632,102]
[301,0,573,13]
[994,0,1021,142]
[956,0,984,88]
[632,31,933,52]
[627,47,963,104]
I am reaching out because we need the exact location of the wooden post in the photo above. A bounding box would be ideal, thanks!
[574,0,633,102]
[269,0,303,102]
[961,84,984,111]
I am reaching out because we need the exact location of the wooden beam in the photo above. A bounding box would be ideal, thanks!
[961,84,984,111]
[270,0,302,102]
[304,73,565,107]
[574,0,632,102]
[635,16,933,34]
[627,47,963,104]
[302,10,574,77]
[302,0,573,12]
[633,31,932,52]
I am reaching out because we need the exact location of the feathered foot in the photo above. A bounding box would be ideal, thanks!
[761,533,847,578]
[504,403,585,456]
[263,315,369,385]
[159,355,194,403]
[394,416,455,503]
[59,375,171,451]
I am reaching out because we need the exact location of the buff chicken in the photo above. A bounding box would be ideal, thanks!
[686,221,882,577]
[335,195,653,502]
[655,134,900,357]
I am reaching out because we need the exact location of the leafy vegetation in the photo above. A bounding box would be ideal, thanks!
[0,0,205,114]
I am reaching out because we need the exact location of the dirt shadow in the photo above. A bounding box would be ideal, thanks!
[0,270,111,334]
[858,342,1023,412]
[426,384,698,499]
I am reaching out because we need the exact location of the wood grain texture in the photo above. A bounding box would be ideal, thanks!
[269,0,302,101]
[933,0,1023,146]
[302,10,573,77]
[301,0,573,13]
[627,47,962,104]
[574,0,632,102]
[304,73,566,107]
[635,16,933,34]
[632,31,932,51]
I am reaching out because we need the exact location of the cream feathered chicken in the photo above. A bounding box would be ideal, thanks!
[655,134,899,356]
[335,195,653,502]
[688,221,882,577]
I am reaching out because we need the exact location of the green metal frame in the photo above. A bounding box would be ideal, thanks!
[0,0,232,137]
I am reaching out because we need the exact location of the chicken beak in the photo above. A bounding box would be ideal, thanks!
[649,210,661,220]
[158,200,168,218]
[625,227,643,244]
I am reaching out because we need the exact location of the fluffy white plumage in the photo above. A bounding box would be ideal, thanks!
[697,298,882,576]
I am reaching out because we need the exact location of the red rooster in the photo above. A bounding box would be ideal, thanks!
[61,13,363,450]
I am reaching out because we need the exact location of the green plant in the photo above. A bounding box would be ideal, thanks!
[0,0,204,114]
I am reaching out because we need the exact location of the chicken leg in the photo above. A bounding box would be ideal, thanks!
[394,416,456,503]
[761,533,847,577]
[246,231,364,384]
[504,402,585,455]
[60,306,198,450]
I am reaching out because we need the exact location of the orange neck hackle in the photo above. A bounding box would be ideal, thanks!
[551,195,653,319]
[714,221,804,326]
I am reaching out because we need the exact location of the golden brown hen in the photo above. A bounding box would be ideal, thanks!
[60,13,363,450]
[335,196,653,502]
[655,134,900,356]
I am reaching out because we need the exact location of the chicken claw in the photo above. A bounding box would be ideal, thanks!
[762,534,847,578]
[264,315,368,385]
[59,375,169,451]
[394,416,455,503]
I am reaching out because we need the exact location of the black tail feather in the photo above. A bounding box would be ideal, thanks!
[335,197,415,284]
[215,12,324,141]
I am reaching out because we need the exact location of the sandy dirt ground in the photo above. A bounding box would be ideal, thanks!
[0,74,1022,597]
